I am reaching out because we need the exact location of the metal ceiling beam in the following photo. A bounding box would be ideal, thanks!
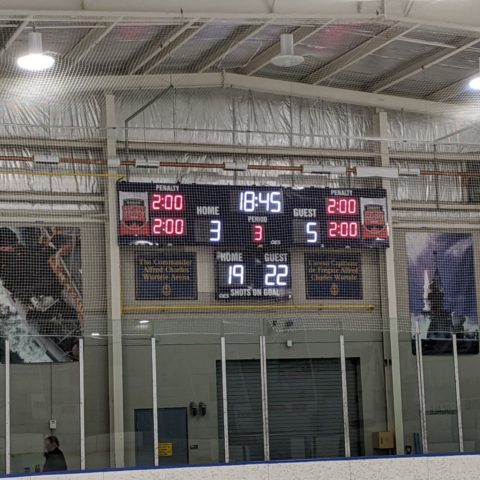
[141,22,212,74]
[1,16,31,54]
[242,21,334,76]
[2,135,480,163]
[4,0,480,36]
[196,23,267,73]
[396,36,457,49]
[426,72,479,102]
[386,0,480,34]
[142,23,209,75]
[434,122,480,142]
[127,20,197,75]
[0,72,471,116]
[0,0,384,19]
[63,18,122,66]
[371,37,480,93]
[227,73,476,116]
[302,23,418,85]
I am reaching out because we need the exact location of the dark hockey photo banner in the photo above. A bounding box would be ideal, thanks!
[407,232,479,355]
[0,226,82,363]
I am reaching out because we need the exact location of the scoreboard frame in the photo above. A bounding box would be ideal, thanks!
[117,181,389,249]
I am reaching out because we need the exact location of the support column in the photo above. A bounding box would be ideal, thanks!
[220,337,230,463]
[5,339,10,475]
[340,335,351,457]
[452,334,464,453]
[151,338,159,467]
[259,335,270,461]
[375,109,405,454]
[415,323,428,453]
[79,338,86,470]
[103,94,125,467]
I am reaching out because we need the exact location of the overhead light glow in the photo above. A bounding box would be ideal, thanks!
[17,31,55,71]
[139,320,150,324]
[17,53,55,71]
[469,76,480,90]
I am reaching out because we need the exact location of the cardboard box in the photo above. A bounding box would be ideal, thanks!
[372,431,395,449]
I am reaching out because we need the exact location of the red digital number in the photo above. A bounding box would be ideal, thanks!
[328,221,359,238]
[151,194,184,211]
[152,218,185,236]
[328,221,337,238]
[253,224,264,243]
[326,197,358,215]
[327,198,336,214]
[347,198,357,214]
[152,218,162,235]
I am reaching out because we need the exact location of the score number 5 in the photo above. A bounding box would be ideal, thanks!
[305,222,318,243]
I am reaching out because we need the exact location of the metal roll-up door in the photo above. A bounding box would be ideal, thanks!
[216,360,264,462]
[217,357,363,462]
[268,358,362,459]
[346,359,363,456]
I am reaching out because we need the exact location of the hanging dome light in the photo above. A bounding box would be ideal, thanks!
[17,31,55,71]
[271,33,304,68]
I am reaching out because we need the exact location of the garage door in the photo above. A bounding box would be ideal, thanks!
[217,357,363,462]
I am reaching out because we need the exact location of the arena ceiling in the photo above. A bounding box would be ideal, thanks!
[0,0,479,110]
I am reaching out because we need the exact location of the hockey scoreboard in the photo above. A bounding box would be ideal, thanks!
[117,182,389,248]
[215,251,291,300]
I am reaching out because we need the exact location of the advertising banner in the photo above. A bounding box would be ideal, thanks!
[0,226,82,363]
[407,232,479,354]
[136,254,197,300]
[305,254,362,299]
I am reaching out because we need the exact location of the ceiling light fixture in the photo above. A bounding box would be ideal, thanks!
[17,31,55,71]
[469,58,480,90]
[469,77,480,90]
[271,33,304,68]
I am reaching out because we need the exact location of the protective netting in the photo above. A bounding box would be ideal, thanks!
[0,7,480,473]
[0,117,478,364]
[0,10,480,360]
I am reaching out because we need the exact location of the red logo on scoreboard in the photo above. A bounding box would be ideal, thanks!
[361,204,388,240]
[120,197,150,236]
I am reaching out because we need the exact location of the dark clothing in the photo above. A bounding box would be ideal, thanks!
[0,248,62,300]
[43,448,67,472]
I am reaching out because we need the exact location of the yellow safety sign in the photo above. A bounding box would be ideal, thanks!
[158,442,173,457]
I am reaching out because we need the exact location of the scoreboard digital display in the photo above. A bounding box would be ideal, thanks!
[118,182,389,248]
[215,251,291,300]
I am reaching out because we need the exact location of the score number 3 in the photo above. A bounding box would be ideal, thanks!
[253,224,264,243]
[209,220,222,242]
